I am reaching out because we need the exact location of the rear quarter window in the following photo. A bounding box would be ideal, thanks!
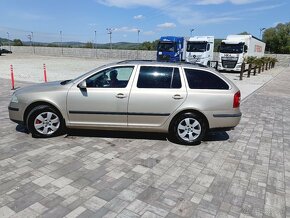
[184,68,229,90]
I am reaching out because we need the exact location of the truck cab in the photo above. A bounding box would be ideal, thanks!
[218,35,265,72]
[157,36,186,62]
[185,36,214,66]
[218,41,247,71]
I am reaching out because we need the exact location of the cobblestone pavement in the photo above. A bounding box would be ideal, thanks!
[1,68,290,218]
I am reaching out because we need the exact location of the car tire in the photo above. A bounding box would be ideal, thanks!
[170,112,207,145]
[26,105,65,138]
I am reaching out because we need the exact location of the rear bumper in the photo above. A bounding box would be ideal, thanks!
[207,111,242,129]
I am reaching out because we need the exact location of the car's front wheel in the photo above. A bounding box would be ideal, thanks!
[26,105,64,138]
[170,112,207,145]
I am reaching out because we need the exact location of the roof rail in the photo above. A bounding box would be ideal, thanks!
[182,61,208,68]
[115,60,208,68]
[116,59,156,64]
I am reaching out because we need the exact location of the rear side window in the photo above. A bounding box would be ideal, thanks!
[184,68,229,90]
[137,66,181,89]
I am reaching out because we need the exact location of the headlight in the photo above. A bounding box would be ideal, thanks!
[11,93,19,103]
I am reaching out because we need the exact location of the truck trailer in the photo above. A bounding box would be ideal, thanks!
[185,36,214,66]
[218,35,265,72]
[157,36,187,62]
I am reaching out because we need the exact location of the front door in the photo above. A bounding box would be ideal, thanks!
[67,66,135,126]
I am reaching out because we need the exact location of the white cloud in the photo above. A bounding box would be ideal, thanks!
[88,23,97,27]
[143,31,155,35]
[96,0,282,27]
[196,0,260,5]
[157,22,176,29]
[133,14,144,20]
[247,3,284,12]
[114,27,140,32]
[9,11,52,21]
[97,0,165,8]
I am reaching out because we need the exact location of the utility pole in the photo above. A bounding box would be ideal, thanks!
[27,34,32,54]
[60,30,63,55]
[137,29,140,59]
[106,28,113,51]
[94,30,97,57]
[6,32,11,51]
[190,28,195,36]
[259,27,266,39]
[31,32,35,54]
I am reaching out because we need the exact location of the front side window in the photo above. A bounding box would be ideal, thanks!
[157,42,175,52]
[86,66,134,88]
[186,42,207,52]
[137,66,181,89]
[184,68,229,90]
[207,43,210,51]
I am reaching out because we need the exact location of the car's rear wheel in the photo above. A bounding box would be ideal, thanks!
[170,112,207,145]
[26,105,64,138]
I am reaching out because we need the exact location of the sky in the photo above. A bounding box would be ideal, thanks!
[0,0,289,43]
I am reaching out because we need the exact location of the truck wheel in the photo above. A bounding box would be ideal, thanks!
[26,105,65,138]
[170,112,207,145]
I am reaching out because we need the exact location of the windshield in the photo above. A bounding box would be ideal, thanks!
[69,68,98,84]
[157,42,175,52]
[186,42,207,52]
[220,43,244,53]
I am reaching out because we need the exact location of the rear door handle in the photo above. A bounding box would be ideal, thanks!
[173,94,183,100]
[116,93,127,99]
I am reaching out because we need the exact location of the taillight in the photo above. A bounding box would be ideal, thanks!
[233,91,241,108]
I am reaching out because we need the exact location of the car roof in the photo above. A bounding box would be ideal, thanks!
[114,60,208,69]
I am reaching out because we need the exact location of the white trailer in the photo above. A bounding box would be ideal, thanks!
[185,36,214,66]
[218,35,265,72]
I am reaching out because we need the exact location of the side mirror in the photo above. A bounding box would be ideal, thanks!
[78,80,87,89]
[244,45,248,52]
[207,44,211,51]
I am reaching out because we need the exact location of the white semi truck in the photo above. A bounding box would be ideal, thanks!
[185,36,214,66]
[218,35,265,72]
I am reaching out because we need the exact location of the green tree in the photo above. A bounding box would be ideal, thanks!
[238,31,251,35]
[140,40,159,50]
[13,39,23,46]
[84,42,93,48]
[263,22,290,54]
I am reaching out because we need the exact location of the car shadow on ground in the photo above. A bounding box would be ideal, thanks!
[65,128,168,141]
[15,124,230,146]
[66,128,230,146]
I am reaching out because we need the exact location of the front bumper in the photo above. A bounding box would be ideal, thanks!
[218,62,242,72]
[8,102,24,125]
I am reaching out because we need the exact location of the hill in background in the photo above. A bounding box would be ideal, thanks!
[1,37,224,52]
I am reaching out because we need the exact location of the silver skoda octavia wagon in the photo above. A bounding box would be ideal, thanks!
[9,60,241,145]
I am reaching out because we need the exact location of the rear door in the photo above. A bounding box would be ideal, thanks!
[128,65,187,127]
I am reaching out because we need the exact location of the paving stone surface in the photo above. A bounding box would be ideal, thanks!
[0,67,290,217]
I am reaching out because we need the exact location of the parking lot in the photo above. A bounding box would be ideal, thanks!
[0,55,290,217]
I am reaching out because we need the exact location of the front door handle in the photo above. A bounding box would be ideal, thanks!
[116,93,127,99]
[173,94,183,100]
